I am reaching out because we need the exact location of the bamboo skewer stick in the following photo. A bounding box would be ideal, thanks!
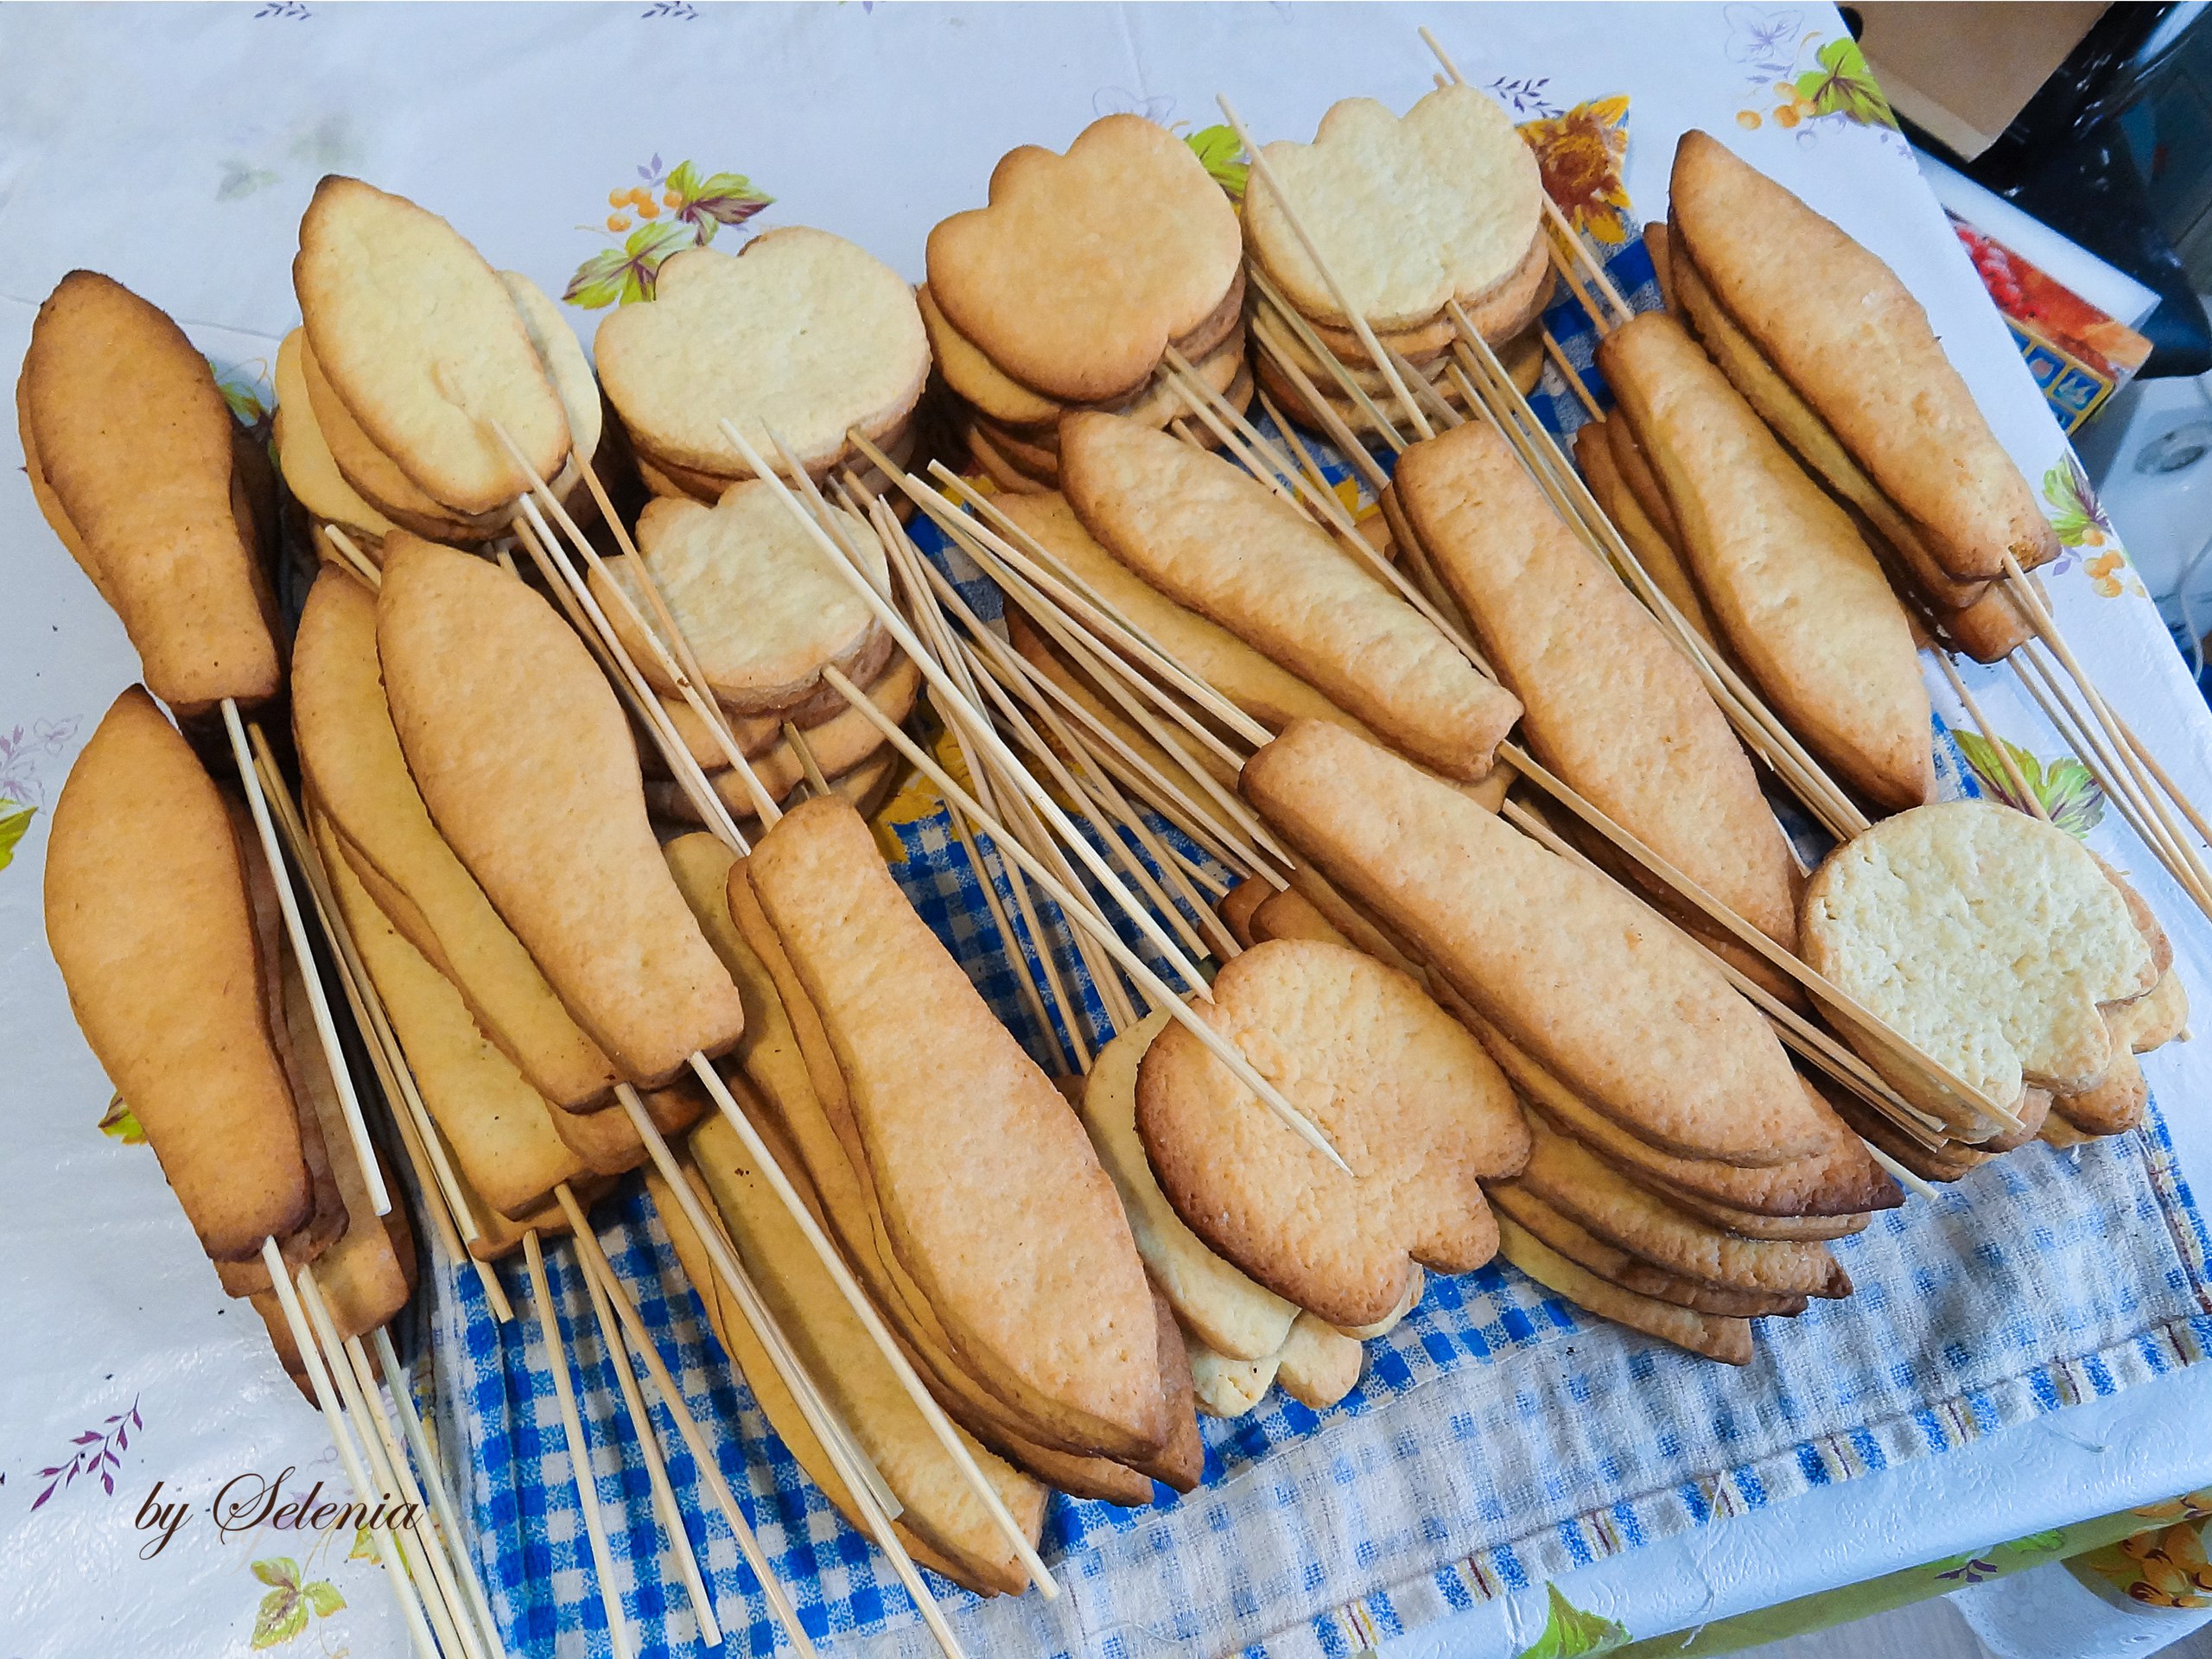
[889,525,1266,883]
[302,1284,484,1659]
[550,1186,817,1656]
[869,504,1092,1071]
[259,1239,441,1659]
[245,728,511,1320]
[618,1088,971,1659]
[372,1326,509,1658]
[222,697,389,1214]
[1541,331,1605,423]
[490,429,784,828]
[741,428,1218,1005]
[818,660,1348,1165]
[1249,291,1410,461]
[1933,652,2051,824]
[521,1229,636,1659]
[321,524,384,588]
[562,1195,722,1649]
[507,503,753,849]
[2115,705,2212,855]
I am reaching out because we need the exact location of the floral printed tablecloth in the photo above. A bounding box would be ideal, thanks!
[3,7,2212,1658]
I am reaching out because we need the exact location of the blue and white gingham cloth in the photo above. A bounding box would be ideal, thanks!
[417,235,2212,1658]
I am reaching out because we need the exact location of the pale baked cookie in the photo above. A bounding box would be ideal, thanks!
[1669,131,2057,582]
[1274,1313,1363,1408]
[22,272,281,713]
[1497,1215,1753,1364]
[1136,938,1529,1327]
[927,114,1243,404]
[1062,412,1521,780]
[595,227,928,479]
[1485,1185,1808,1319]
[1802,801,2159,1106]
[1243,85,1544,334]
[1082,1012,1300,1362]
[291,567,615,1109]
[1602,313,1934,812]
[46,690,311,1260]
[273,329,399,542]
[296,175,569,515]
[315,804,586,1217]
[1393,420,1800,951]
[1571,420,1724,653]
[592,481,891,712]
[376,534,746,1085]
[1243,719,1839,1166]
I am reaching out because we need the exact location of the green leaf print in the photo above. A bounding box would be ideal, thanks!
[664,160,773,240]
[0,799,35,871]
[1185,124,1249,198]
[564,218,698,308]
[1954,730,2105,838]
[98,1092,146,1146]
[1517,1583,1630,1657]
[1794,37,1897,129]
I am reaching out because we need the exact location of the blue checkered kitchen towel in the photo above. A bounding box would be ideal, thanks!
[414,234,2212,1659]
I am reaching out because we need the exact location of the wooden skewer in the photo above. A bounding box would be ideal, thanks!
[521,1229,635,1659]
[893,524,1266,883]
[559,1190,722,1649]
[259,1239,441,1659]
[1541,330,1605,423]
[507,504,753,850]
[1933,651,2051,823]
[1249,292,1408,466]
[550,1185,817,1656]
[782,719,832,798]
[742,425,1219,1006]
[1499,798,1949,1158]
[1222,90,1434,442]
[619,1088,971,1659]
[489,427,784,827]
[2116,705,2212,857]
[321,524,383,588]
[818,660,1351,1167]
[489,463,1050,1608]
[300,1276,484,1659]
[870,502,1097,1069]
[246,729,512,1319]
[221,698,389,1214]
[371,1326,509,1658]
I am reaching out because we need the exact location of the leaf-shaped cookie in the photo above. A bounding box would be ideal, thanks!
[1802,801,2158,1104]
[926,114,1243,403]
[1243,85,1545,333]
[594,226,927,477]
[1135,938,1530,1327]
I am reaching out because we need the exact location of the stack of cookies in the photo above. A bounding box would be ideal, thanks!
[291,556,715,1258]
[1659,131,2058,664]
[1240,85,1554,436]
[595,485,918,830]
[48,689,417,1398]
[924,113,1250,493]
[594,226,930,504]
[1803,801,2188,1178]
[282,176,600,555]
[1235,721,1903,1365]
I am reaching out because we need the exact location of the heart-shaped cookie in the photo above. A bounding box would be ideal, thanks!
[1135,938,1530,1326]
[1802,801,2160,1105]
[1244,84,1544,333]
[590,481,892,713]
[927,114,1243,404]
[594,226,928,478]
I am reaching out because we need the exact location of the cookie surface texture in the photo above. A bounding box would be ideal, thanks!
[1137,938,1529,1327]
[926,114,1243,403]
[375,535,745,1084]
[595,228,927,476]
[296,175,569,515]
[1242,719,1834,1166]
[1802,800,2158,1103]
[1061,411,1520,779]
[1243,86,1543,332]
